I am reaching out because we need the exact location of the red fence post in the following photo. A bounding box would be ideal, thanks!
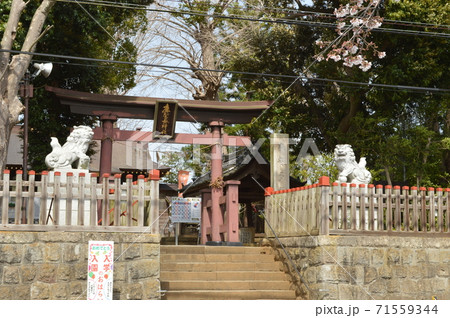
[149,169,160,233]
[318,176,330,235]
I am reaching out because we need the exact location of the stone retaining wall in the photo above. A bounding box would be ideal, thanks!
[276,236,450,300]
[0,231,160,300]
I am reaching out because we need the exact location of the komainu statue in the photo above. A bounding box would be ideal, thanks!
[334,144,372,184]
[45,125,94,170]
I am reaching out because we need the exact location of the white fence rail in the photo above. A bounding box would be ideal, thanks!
[0,170,160,233]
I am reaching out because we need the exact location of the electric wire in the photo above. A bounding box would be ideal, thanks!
[44,60,446,95]
[4,49,449,94]
[57,0,450,30]
[53,0,450,38]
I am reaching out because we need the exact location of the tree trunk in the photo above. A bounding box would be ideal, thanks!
[192,21,223,100]
[337,92,363,134]
[0,117,13,172]
[384,166,392,186]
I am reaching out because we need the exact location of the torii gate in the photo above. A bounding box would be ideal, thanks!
[46,86,270,245]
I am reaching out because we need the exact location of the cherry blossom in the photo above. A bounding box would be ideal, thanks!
[315,0,386,72]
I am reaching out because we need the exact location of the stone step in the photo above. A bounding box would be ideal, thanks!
[160,271,289,281]
[163,290,297,300]
[160,245,272,255]
[161,253,276,263]
[161,280,292,291]
[161,261,283,272]
[160,245,296,300]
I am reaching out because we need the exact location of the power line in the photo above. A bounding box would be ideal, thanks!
[244,2,450,30]
[36,58,446,96]
[3,49,449,94]
[58,0,450,30]
[54,0,450,38]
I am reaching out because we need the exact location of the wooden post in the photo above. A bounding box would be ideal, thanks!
[411,186,418,232]
[394,186,401,231]
[350,183,357,230]
[1,170,10,225]
[368,184,375,231]
[342,183,348,230]
[332,182,339,230]
[445,189,450,233]
[264,187,273,237]
[53,171,61,225]
[66,172,74,226]
[78,173,86,226]
[280,190,287,236]
[359,184,366,230]
[436,188,443,232]
[101,174,110,226]
[225,180,240,242]
[137,175,145,227]
[90,173,97,226]
[403,186,410,232]
[40,171,48,225]
[113,174,121,226]
[27,171,36,224]
[376,185,383,231]
[126,174,133,226]
[420,187,427,232]
[149,169,160,234]
[14,170,23,224]
[318,176,330,235]
[386,185,392,231]
[429,187,435,232]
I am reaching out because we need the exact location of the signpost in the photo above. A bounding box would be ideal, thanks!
[87,241,114,300]
[171,197,201,245]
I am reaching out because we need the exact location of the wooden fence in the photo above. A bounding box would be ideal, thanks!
[0,170,160,233]
[264,176,450,237]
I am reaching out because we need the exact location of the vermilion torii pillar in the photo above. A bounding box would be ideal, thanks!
[209,121,224,242]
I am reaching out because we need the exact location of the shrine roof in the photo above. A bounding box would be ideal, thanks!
[45,86,271,124]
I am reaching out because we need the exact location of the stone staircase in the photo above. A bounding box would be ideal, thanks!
[160,245,297,300]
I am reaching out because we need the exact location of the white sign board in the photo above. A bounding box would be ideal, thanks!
[87,241,114,300]
[171,197,201,223]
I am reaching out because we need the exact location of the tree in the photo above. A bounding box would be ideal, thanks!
[27,0,152,171]
[1,0,56,173]
[134,0,265,100]
[227,0,449,186]
[1,0,153,172]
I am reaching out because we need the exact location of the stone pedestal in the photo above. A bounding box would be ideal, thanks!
[270,133,290,191]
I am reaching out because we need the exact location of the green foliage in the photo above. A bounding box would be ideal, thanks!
[225,0,450,187]
[292,153,339,184]
[157,144,211,183]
